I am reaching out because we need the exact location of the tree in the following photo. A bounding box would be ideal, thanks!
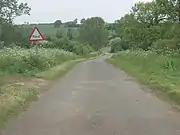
[73,18,78,24]
[113,0,180,51]
[80,18,86,24]
[79,17,109,50]
[54,20,62,28]
[56,28,63,39]
[0,0,31,45]
[155,0,180,22]
[65,19,78,27]
[0,0,31,24]
[67,28,73,40]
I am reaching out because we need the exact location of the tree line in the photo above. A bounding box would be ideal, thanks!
[0,0,109,52]
[109,0,180,52]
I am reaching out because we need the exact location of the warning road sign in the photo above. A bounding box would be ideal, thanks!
[29,27,44,42]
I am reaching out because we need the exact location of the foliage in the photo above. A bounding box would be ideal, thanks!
[56,28,64,39]
[80,18,86,24]
[0,24,31,47]
[54,20,62,28]
[72,44,94,56]
[111,0,180,51]
[0,47,77,75]
[64,19,78,27]
[0,0,31,47]
[0,0,31,23]
[67,28,73,40]
[109,37,129,53]
[79,17,109,50]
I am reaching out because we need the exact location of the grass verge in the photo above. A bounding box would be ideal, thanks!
[0,58,84,130]
[106,51,180,106]
[35,59,85,80]
[0,85,38,129]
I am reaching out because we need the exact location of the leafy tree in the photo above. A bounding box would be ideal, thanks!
[56,28,63,39]
[0,0,31,24]
[0,0,31,46]
[109,37,129,53]
[64,18,78,27]
[113,0,180,52]
[80,18,86,24]
[79,17,109,50]
[54,20,62,28]
[0,24,30,46]
[67,28,73,40]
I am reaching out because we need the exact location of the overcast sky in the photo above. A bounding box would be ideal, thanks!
[15,0,151,24]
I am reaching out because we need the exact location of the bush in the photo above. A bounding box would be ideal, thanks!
[109,37,129,53]
[151,39,180,53]
[0,24,31,48]
[73,44,93,56]
[0,47,77,75]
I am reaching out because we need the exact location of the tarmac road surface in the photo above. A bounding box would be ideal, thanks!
[2,57,180,135]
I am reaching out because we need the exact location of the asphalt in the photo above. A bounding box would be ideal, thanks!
[2,57,180,135]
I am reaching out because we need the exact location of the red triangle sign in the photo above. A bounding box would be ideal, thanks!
[29,27,44,42]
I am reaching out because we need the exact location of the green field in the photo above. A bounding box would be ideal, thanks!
[25,24,79,39]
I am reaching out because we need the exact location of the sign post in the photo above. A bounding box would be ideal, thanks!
[29,27,44,55]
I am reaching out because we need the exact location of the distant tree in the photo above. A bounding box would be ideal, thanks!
[54,20,62,28]
[56,28,63,39]
[79,17,109,50]
[80,18,86,24]
[64,18,78,27]
[67,28,73,40]
[73,18,78,24]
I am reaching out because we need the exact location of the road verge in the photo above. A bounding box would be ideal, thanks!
[106,52,180,109]
[0,59,84,130]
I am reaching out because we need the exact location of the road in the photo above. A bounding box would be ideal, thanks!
[2,57,180,135]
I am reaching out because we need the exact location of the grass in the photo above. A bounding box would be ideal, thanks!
[0,85,38,129]
[0,57,84,130]
[107,50,180,105]
[35,59,85,80]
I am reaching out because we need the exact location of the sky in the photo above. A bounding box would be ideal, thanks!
[15,0,151,24]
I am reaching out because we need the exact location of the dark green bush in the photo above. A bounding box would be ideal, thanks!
[72,44,93,56]
[109,37,129,53]
[152,39,180,52]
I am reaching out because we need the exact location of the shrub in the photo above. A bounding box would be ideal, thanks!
[0,47,77,75]
[109,37,129,53]
[73,44,93,56]
[151,39,180,53]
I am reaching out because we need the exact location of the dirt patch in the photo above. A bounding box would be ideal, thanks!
[1,76,52,94]
[11,77,52,92]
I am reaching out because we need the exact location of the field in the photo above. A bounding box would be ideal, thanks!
[24,24,79,39]
[107,50,180,105]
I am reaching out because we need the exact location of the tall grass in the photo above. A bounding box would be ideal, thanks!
[0,47,78,75]
[107,50,180,105]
